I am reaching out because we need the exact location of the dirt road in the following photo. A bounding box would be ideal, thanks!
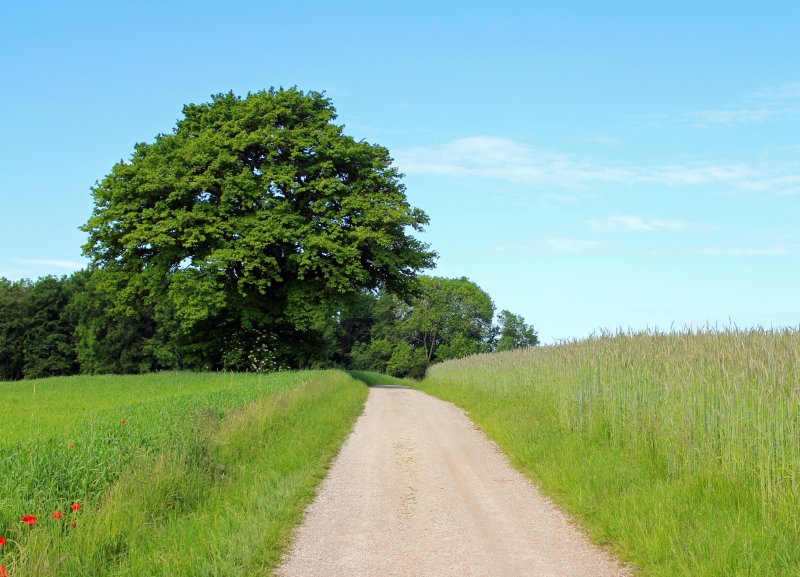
[277,386,631,577]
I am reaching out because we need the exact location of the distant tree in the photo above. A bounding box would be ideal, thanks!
[0,276,79,380]
[68,269,181,374]
[81,88,435,369]
[349,337,392,374]
[345,277,495,378]
[331,290,382,367]
[495,309,539,351]
[384,340,428,379]
[399,276,494,363]
[0,278,28,380]
[20,276,79,379]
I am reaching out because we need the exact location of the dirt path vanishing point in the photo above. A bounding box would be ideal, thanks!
[277,386,632,577]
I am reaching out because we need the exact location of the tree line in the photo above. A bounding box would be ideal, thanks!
[0,272,537,381]
[1,88,537,381]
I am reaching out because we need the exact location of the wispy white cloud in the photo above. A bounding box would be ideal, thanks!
[638,162,758,185]
[738,174,800,197]
[588,215,689,232]
[686,107,773,127]
[395,136,800,195]
[629,82,800,130]
[670,81,800,128]
[750,82,800,102]
[396,137,633,188]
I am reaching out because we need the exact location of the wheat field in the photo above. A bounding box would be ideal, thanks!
[421,328,800,576]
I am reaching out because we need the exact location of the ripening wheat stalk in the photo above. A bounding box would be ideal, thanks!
[424,327,800,575]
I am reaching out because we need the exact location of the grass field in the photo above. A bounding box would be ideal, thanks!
[0,370,367,576]
[420,328,800,577]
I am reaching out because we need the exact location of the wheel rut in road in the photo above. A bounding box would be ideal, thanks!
[277,386,632,577]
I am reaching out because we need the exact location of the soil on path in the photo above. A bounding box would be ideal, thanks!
[277,386,632,577]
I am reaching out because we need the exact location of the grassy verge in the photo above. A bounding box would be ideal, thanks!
[419,329,800,577]
[0,370,367,576]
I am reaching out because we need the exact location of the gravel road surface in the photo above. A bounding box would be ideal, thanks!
[277,386,632,577]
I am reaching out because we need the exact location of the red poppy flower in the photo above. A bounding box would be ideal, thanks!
[0,564,8,577]
[69,443,75,448]
[21,515,36,525]
[53,511,63,519]
[0,536,6,546]
[71,503,82,511]
[120,419,126,424]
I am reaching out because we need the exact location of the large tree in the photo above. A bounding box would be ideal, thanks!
[82,88,435,368]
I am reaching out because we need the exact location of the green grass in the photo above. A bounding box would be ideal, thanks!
[0,370,367,576]
[419,328,800,577]
[0,372,272,442]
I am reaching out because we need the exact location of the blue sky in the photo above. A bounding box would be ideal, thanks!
[2,1,798,342]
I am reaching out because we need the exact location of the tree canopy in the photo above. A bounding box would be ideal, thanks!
[347,276,498,378]
[398,276,494,363]
[0,276,78,380]
[81,88,435,368]
[495,310,539,351]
